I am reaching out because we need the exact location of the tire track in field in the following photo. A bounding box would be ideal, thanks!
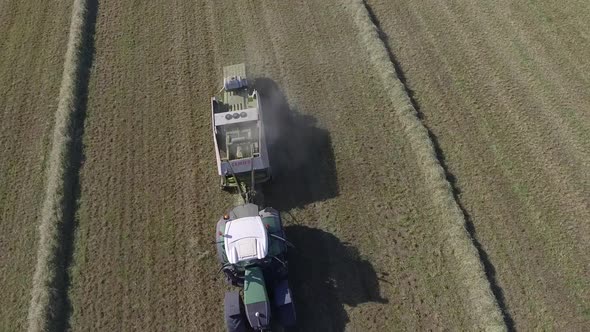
[27,0,97,331]
[345,0,507,330]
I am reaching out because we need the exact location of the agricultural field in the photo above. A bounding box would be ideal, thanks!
[67,1,493,330]
[0,1,71,330]
[1,0,588,331]
[365,0,590,329]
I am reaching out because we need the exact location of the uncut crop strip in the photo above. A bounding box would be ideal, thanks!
[345,0,506,330]
[27,0,90,331]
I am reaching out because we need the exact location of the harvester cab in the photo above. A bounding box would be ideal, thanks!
[211,64,271,194]
[215,204,296,331]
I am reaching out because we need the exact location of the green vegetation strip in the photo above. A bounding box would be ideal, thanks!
[346,0,506,330]
[27,0,88,331]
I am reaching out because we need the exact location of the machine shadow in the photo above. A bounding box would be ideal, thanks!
[254,78,338,210]
[285,225,387,331]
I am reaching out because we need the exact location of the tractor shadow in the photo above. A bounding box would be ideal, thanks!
[254,78,338,210]
[285,225,387,331]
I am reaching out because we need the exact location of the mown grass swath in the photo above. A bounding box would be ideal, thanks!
[345,0,506,330]
[27,0,89,330]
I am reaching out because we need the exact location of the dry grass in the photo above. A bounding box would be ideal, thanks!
[27,0,88,331]
[345,0,506,330]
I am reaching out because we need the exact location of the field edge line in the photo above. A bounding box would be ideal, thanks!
[27,0,89,331]
[344,0,507,330]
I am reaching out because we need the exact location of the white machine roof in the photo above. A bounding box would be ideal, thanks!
[224,216,268,264]
[214,107,259,126]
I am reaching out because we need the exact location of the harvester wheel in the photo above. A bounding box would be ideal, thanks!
[224,291,247,332]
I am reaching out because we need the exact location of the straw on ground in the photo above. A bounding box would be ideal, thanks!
[27,0,89,331]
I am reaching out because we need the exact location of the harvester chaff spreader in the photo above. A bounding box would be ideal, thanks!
[212,64,296,331]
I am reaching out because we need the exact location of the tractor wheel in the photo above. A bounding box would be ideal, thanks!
[276,301,296,328]
[273,279,295,326]
[224,291,247,332]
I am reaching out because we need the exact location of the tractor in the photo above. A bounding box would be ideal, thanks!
[215,203,296,331]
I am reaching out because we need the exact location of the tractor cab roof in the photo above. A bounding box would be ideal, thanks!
[224,216,268,264]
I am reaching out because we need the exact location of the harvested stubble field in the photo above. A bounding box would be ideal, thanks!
[366,0,590,329]
[0,1,71,330]
[67,0,500,330]
[2,0,589,331]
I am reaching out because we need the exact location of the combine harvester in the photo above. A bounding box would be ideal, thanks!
[211,64,296,331]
